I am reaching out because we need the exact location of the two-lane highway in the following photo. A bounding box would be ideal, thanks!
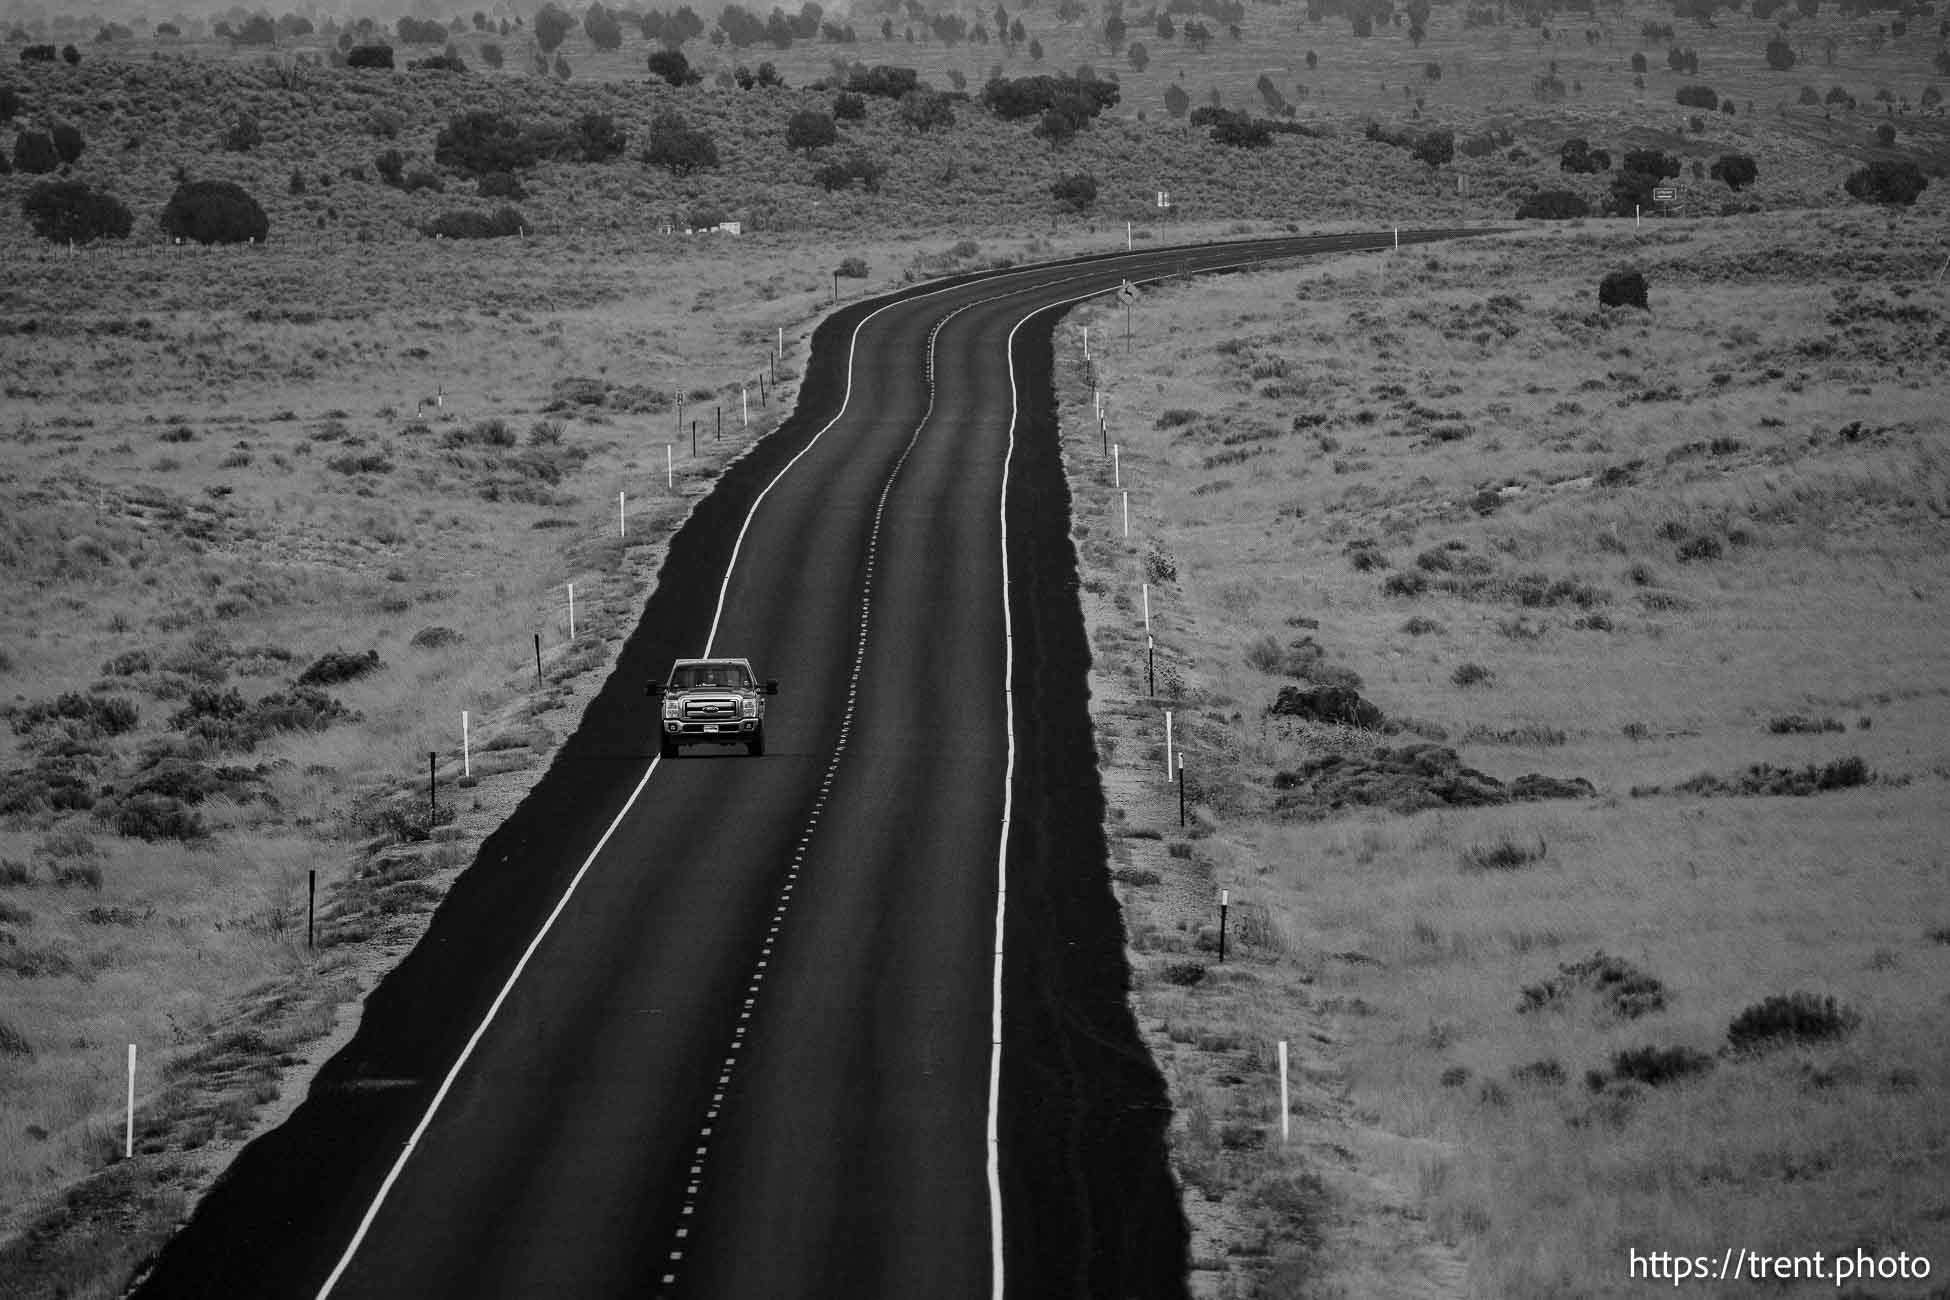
[131,228,1493,1300]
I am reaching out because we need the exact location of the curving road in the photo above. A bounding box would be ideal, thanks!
[129,227,1492,1300]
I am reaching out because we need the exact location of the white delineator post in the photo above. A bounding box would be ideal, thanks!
[1393,225,1400,250]
[1122,490,1130,539]
[1083,327,1090,360]
[1164,710,1174,783]
[619,491,626,537]
[1278,1041,1290,1143]
[777,326,783,360]
[462,711,471,778]
[567,583,576,639]
[1126,220,1133,250]
[1142,582,1151,634]
[666,444,673,488]
[742,385,749,426]
[125,1044,136,1159]
[1113,444,1121,487]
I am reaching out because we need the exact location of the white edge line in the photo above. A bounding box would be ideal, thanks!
[317,235,1383,1300]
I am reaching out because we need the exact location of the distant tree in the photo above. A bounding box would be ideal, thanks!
[420,206,528,238]
[12,131,58,174]
[786,107,838,152]
[585,3,624,49]
[478,170,526,198]
[642,111,719,174]
[1559,137,1611,172]
[1413,128,1454,165]
[347,43,394,68]
[1050,171,1098,209]
[374,148,405,184]
[62,43,80,64]
[1127,41,1150,71]
[21,180,131,242]
[1210,112,1271,145]
[811,149,885,191]
[482,41,504,68]
[160,180,269,244]
[1765,36,1795,70]
[554,53,572,79]
[898,87,956,130]
[1184,19,1211,50]
[50,122,83,164]
[1164,81,1190,116]
[1630,50,1647,73]
[833,90,867,119]
[534,4,573,53]
[1028,37,1043,60]
[648,48,700,83]
[1104,12,1127,48]
[1676,84,1718,109]
[1010,18,1026,44]
[1156,12,1175,38]
[18,45,57,63]
[223,112,262,152]
[1874,121,1895,145]
[1305,49,1317,68]
[230,14,275,44]
[1708,153,1756,189]
[575,112,627,161]
[435,112,537,175]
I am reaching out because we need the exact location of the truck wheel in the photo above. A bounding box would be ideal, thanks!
[747,731,765,757]
[660,735,678,759]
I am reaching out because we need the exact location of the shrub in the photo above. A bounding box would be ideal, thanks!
[642,112,719,175]
[812,150,885,192]
[224,112,262,152]
[1598,269,1649,310]
[1451,662,1494,687]
[1520,952,1667,1019]
[1516,189,1590,220]
[982,72,1119,122]
[107,793,205,842]
[160,180,269,245]
[647,48,699,84]
[11,692,139,737]
[1767,714,1844,735]
[49,121,82,165]
[421,206,528,239]
[374,149,405,185]
[1874,122,1896,147]
[0,87,16,122]
[1460,834,1546,871]
[1050,171,1098,210]
[297,649,382,687]
[897,88,956,132]
[1676,84,1719,110]
[478,171,525,199]
[1630,50,1647,73]
[1383,570,1429,598]
[833,90,866,120]
[1710,153,1758,190]
[1210,112,1272,147]
[1412,129,1454,166]
[18,45,57,63]
[62,45,80,65]
[1559,138,1611,173]
[1727,992,1858,1053]
[12,130,58,175]
[1609,1044,1714,1087]
[785,107,838,153]
[1402,616,1443,636]
[435,111,539,177]
[347,43,394,69]
[482,42,504,69]
[573,112,627,162]
[1675,533,1721,562]
[20,180,132,244]
[843,64,921,99]
[1765,35,1796,70]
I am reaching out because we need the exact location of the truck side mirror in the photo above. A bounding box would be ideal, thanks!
[765,680,779,695]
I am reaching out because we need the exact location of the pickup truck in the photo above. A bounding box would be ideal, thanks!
[647,657,778,758]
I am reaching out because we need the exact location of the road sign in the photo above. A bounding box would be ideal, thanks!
[1117,280,1138,306]
[1156,190,1171,209]
[1652,185,1677,204]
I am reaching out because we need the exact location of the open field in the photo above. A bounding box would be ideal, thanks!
[1063,207,1950,1296]
[1,3,1947,1294]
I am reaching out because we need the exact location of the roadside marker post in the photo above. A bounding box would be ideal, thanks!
[534,634,543,686]
[619,491,627,538]
[126,1045,135,1159]
[1147,635,1155,696]
[1218,888,1228,962]
[1278,1041,1290,1142]
[1113,444,1121,488]
[741,386,749,427]
[308,869,316,951]
[716,406,722,442]
[777,326,783,360]
[1122,490,1130,538]
[691,420,697,457]
[1126,220,1132,250]
[1142,581,1150,634]
[1178,755,1186,827]
[567,583,576,639]
[462,711,471,778]
[667,443,674,489]
[428,751,437,821]
[676,394,683,434]
[1394,225,1399,250]
[1101,413,1108,458]
[1164,708,1174,783]
[1083,326,1090,360]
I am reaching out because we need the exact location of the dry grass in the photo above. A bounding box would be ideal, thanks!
[1070,210,1950,1295]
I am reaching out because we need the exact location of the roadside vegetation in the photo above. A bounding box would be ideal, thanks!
[1065,211,1950,1296]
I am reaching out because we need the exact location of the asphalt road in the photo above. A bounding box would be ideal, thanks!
[129,227,1491,1300]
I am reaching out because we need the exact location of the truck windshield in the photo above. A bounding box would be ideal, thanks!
[671,664,751,689]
